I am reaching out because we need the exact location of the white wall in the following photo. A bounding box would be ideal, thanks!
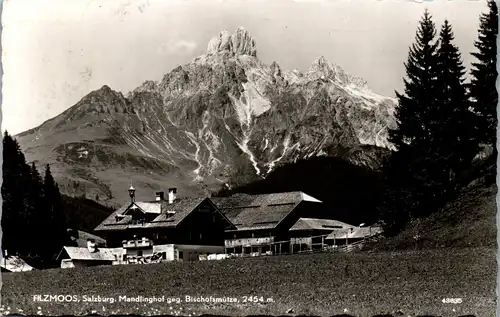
[153,244,175,261]
[61,259,75,269]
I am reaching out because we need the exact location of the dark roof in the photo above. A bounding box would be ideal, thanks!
[211,191,322,231]
[94,197,206,231]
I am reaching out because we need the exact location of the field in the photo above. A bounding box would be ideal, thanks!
[0,247,495,317]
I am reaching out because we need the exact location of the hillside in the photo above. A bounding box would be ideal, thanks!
[369,163,497,251]
[215,155,388,226]
[62,195,115,233]
[15,27,396,205]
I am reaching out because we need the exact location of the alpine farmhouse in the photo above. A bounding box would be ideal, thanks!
[57,186,382,268]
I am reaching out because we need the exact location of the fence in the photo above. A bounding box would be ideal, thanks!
[224,233,382,258]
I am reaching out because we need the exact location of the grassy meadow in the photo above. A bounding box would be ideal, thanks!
[0,247,495,317]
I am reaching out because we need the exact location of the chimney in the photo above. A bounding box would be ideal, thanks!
[87,239,97,253]
[168,188,177,204]
[155,191,165,201]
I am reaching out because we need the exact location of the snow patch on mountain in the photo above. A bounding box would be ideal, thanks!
[343,84,392,106]
[266,134,291,174]
[198,111,222,175]
[263,138,269,151]
[229,81,271,127]
[227,79,273,175]
[236,134,261,175]
[185,131,203,181]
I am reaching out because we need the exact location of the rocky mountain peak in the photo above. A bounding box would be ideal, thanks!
[207,27,257,57]
[270,61,282,77]
[307,56,370,88]
[84,85,124,101]
[308,56,341,80]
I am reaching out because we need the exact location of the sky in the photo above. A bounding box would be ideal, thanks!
[1,0,490,135]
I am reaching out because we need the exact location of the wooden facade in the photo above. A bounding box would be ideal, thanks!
[213,192,325,256]
[95,196,235,248]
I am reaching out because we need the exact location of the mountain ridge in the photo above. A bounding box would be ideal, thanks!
[16,27,397,204]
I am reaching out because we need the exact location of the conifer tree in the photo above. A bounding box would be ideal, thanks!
[469,0,498,152]
[431,20,479,197]
[27,162,45,252]
[43,164,68,257]
[389,9,439,150]
[1,131,32,253]
[382,10,440,228]
[1,132,20,253]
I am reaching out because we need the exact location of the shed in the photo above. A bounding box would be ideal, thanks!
[0,256,34,272]
[58,246,124,268]
[325,225,383,244]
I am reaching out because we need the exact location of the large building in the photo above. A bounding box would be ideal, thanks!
[211,191,326,255]
[94,187,235,248]
[84,187,382,268]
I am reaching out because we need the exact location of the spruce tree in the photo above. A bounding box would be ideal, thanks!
[43,164,68,259]
[390,9,439,150]
[1,132,32,254]
[433,20,479,195]
[1,132,19,253]
[469,0,498,151]
[27,162,45,253]
[382,10,440,228]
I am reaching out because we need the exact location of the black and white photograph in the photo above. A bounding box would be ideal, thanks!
[0,0,497,316]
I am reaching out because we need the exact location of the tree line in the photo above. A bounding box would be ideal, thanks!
[2,131,70,268]
[380,1,498,235]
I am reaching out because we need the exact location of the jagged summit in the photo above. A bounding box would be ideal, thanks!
[207,27,257,57]
[307,56,369,88]
[307,56,350,83]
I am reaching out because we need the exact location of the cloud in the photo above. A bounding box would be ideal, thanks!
[157,40,198,55]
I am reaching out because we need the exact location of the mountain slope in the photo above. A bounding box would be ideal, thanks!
[16,27,396,204]
[369,163,497,250]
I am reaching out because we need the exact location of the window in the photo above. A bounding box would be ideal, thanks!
[179,251,184,260]
[123,254,127,261]
[322,225,343,229]
[137,250,143,257]
[162,252,167,260]
[267,202,296,207]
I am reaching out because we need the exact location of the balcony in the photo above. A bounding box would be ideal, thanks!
[122,238,153,249]
[224,236,274,248]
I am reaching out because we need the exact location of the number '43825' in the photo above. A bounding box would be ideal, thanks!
[442,298,462,304]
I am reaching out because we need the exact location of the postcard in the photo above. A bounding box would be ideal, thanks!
[0,0,497,316]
